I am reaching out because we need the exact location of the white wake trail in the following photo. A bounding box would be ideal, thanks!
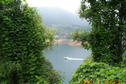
[64,57,84,61]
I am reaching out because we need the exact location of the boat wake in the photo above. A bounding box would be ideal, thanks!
[64,57,84,61]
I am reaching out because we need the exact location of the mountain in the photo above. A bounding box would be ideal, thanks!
[38,7,89,27]
[37,7,90,38]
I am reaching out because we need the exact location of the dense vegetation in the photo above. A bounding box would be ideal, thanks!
[75,0,126,64]
[69,62,126,84]
[0,0,62,84]
[1,0,126,84]
[70,0,126,83]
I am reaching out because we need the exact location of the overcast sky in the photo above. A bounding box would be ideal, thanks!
[26,0,81,14]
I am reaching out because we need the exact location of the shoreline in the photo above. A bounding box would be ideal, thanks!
[54,39,82,47]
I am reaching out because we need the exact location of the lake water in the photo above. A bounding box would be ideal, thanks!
[44,44,91,84]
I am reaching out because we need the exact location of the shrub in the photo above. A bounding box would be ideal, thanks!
[0,0,62,84]
[69,62,126,84]
[122,51,126,64]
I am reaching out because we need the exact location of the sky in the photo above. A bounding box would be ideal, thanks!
[26,0,81,14]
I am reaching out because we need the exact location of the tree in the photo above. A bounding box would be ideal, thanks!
[78,0,126,65]
[0,0,62,84]
[70,1,126,83]
[72,29,90,49]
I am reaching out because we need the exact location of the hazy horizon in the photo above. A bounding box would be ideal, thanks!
[26,0,81,14]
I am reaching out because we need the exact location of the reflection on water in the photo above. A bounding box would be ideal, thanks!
[44,44,91,84]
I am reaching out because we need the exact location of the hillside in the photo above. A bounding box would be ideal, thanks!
[38,7,91,38]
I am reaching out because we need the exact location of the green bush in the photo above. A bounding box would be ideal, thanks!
[72,29,90,50]
[0,0,62,84]
[122,51,126,64]
[69,62,126,84]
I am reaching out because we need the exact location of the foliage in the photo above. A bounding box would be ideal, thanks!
[69,62,126,84]
[72,29,90,49]
[122,50,126,65]
[83,54,93,63]
[78,0,126,65]
[0,0,62,84]
[70,0,126,83]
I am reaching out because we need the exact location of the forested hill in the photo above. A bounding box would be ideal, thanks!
[38,7,91,38]
[38,7,89,27]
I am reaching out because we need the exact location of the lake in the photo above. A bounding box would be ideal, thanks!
[44,44,91,84]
